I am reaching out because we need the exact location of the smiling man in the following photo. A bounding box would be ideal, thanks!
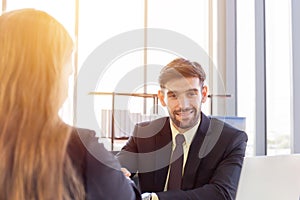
[116,58,248,200]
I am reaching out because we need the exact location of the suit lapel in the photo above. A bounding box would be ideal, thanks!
[150,114,212,190]
[153,118,172,191]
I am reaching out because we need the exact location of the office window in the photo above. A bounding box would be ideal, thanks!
[77,1,145,149]
[77,1,144,108]
[78,0,144,111]
[78,1,210,118]
[78,0,144,69]
[77,0,211,150]
[147,0,209,52]
[265,0,292,155]
[237,0,255,156]
[147,0,210,114]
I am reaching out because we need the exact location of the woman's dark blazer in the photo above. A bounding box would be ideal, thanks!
[68,127,141,200]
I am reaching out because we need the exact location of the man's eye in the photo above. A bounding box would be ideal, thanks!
[168,93,177,98]
[187,91,197,97]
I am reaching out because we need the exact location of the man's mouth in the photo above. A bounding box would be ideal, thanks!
[174,109,194,118]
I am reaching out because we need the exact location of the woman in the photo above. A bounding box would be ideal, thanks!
[0,8,140,200]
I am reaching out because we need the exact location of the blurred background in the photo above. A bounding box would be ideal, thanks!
[2,0,299,156]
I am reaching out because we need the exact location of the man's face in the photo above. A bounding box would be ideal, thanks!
[158,77,207,132]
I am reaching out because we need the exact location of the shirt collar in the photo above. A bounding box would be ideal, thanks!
[170,119,201,146]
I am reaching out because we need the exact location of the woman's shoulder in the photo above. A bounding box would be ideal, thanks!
[69,127,121,170]
[69,127,140,200]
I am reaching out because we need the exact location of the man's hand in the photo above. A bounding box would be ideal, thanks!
[142,192,152,200]
[121,167,131,178]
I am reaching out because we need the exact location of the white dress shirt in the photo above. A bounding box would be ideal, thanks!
[151,119,200,200]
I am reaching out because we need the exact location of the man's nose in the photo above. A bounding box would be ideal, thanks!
[177,95,189,108]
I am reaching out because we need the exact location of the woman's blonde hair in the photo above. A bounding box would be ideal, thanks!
[0,9,84,200]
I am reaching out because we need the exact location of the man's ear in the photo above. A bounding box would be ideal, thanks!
[158,90,167,106]
[201,85,208,103]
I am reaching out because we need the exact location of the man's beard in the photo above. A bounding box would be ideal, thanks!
[169,107,200,130]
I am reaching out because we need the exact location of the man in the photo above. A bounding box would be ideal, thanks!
[116,58,248,200]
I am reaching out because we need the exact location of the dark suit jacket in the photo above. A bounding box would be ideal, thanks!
[116,113,248,200]
[68,127,141,200]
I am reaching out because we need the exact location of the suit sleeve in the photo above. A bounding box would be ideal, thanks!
[156,131,248,200]
[115,125,139,174]
[76,128,141,200]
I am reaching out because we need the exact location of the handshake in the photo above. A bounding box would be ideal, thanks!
[121,168,153,200]
[142,193,152,200]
